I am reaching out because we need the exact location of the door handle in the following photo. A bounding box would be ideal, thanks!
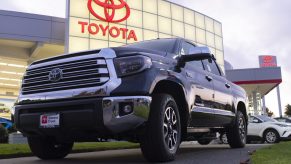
[225,83,231,88]
[205,75,212,81]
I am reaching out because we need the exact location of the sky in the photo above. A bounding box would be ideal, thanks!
[0,0,290,116]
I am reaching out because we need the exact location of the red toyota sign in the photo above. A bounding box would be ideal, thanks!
[77,0,137,41]
[259,55,277,68]
[88,0,130,23]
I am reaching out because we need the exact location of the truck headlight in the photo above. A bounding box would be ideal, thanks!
[114,56,152,77]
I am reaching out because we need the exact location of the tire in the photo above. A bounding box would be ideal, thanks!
[197,139,212,145]
[140,94,181,162]
[226,111,246,148]
[263,129,280,144]
[28,136,73,160]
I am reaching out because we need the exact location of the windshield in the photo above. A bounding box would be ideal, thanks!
[256,115,277,122]
[125,38,177,54]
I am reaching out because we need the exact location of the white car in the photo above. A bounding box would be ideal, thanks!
[248,115,291,143]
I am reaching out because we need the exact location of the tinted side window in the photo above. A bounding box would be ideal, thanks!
[202,59,221,76]
[181,42,204,70]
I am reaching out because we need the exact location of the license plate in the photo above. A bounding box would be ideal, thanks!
[40,113,60,128]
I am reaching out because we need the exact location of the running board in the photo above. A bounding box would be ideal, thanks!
[187,128,210,133]
[187,127,224,133]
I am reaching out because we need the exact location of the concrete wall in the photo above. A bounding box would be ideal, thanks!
[226,67,282,82]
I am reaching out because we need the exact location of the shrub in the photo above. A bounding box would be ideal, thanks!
[0,124,8,143]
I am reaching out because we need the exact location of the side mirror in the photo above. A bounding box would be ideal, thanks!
[177,47,212,68]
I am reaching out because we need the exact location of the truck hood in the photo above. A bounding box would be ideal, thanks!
[111,47,167,57]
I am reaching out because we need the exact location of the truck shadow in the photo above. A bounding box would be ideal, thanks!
[29,145,235,164]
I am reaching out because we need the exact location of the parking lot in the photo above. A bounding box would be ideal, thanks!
[0,143,269,164]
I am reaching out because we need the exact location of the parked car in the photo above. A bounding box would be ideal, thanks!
[14,38,248,162]
[248,115,291,143]
[0,117,13,129]
[274,117,291,124]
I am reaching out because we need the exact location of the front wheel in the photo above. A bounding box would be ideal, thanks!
[263,129,280,144]
[140,94,181,162]
[226,111,247,148]
[28,136,73,160]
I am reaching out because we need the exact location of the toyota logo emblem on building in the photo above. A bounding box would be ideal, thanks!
[88,0,131,23]
[48,68,63,82]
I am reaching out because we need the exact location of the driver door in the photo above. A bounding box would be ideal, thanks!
[248,116,262,136]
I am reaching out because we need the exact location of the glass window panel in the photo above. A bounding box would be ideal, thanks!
[172,20,184,38]
[185,25,196,41]
[205,17,214,33]
[215,50,224,66]
[127,9,142,28]
[215,36,223,50]
[143,30,158,41]
[195,12,205,29]
[196,28,206,44]
[171,4,183,21]
[70,17,90,38]
[158,16,172,34]
[184,8,195,25]
[70,0,89,18]
[206,32,215,47]
[158,33,172,39]
[109,42,125,47]
[143,13,158,31]
[69,37,89,52]
[143,0,157,14]
[89,20,109,40]
[209,47,216,55]
[158,0,171,18]
[90,39,108,50]
[126,0,142,10]
[214,21,222,36]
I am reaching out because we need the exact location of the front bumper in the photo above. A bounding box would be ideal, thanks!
[15,96,151,140]
[281,130,291,141]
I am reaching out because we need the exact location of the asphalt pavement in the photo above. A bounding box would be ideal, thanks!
[0,143,269,164]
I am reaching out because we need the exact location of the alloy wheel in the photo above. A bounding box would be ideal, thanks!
[238,117,246,143]
[266,131,277,143]
[163,106,178,150]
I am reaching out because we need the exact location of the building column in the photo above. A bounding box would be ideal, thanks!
[277,85,283,118]
[253,91,258,115]
[262,96,266,115]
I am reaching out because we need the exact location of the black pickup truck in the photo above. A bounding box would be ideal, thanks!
[14,38,248,162]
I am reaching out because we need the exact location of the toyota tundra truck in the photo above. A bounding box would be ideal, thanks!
[14,38,248,162]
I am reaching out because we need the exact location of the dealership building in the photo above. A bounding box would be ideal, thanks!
[0,0,282,116]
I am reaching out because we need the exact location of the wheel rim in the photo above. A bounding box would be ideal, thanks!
[238,117,246,143]
[266,131,277,143]
[163,106,178,150]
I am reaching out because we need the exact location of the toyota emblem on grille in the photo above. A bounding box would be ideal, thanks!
[48,68,63,82]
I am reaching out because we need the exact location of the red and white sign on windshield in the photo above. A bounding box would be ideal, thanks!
[259,55,277,68]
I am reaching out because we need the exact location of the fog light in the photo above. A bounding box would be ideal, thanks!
[119,102,133,116]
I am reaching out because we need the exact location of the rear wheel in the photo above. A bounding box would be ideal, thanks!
[263,129,280,144]
[140,94,181,162]
[28,136,73,160]
[226,111,246,148]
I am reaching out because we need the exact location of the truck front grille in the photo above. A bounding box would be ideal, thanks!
[22,58,109,95]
